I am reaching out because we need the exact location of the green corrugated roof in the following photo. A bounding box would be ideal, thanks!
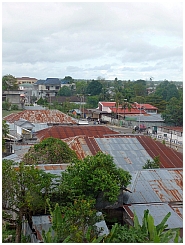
[125,117,137,121]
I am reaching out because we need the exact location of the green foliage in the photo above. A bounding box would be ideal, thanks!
[96,209,182,243]
[145,94,167,113]
[2,160,57,242]
[43,198,101,243]
[23,137,78,165]
[155,81,180,102]
[133,79,147,97]
[11,104,19,110]
[58,152,132,204]
[86,80,103,96]
[2,222,16,243]
[75,81,87,94]
[57,86,72,96]
[2,120,9,138]
[37,97,48,105]
[2,120,9,152]
[86,95,99,108]
[2,74,18,91]
[2,100,11,110]
[162,96,183,126]
[143,156,160,169]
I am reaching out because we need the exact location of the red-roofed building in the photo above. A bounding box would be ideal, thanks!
[97,101,157,118]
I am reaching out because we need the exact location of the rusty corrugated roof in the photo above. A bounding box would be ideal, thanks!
[3,110,77,124]
[136,135,183,168]
[62,136,93,159]
[123,168,183,204]
[36,126,182,169]
[36,125,119,140]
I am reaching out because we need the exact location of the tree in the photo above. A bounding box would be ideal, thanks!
[75,81,88,95]
[62,76,74,84]
[86,80,103,96]
[145,94,167,113]
[2,74,18,91]
[43,206,182,243]
[57,152,132,205]
[133,80,147,97]
[37,97,48,106]
[142,156,160,169]
[155,81,179,102]
[121,100,132,119]
[57,86,72,96]
[2,100,11,110]
[43,198,101,243]
[23,137,78,165]
[2,160,56,243]
[115,92,123,119]
[2,119,9,152]
[86,95,99,108]
[162,97,183,126]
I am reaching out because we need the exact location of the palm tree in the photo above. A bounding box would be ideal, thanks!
[121,99,132,119]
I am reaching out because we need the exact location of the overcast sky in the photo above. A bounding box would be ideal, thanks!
[2,1,183,81]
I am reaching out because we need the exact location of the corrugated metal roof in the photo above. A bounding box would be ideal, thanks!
[3,153,21,163]
[170,204,183,219]
[95,137,153,172]
[124,203,183,229]
[33,123,49,132]
[35,126,182,169]
[123,168,183,204]
[36,125,118,140]
[136,135,183,168]
[36,164,68,176]
[136,114,164,122]
[62,136,92,159]
[3,110,77,124]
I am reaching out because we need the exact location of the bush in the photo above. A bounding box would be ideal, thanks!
[11,104,19,110]
[2,101,11,110]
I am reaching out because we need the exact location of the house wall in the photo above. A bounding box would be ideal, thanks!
[3,93,23,109]
[16,126,22,135]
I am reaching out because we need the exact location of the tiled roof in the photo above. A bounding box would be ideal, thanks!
[3,110,77,124]
[45,78,61,85]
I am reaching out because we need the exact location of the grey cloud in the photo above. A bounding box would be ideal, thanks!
[2,2,183,80]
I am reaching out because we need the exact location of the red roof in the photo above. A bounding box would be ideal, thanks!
[111,108,146,114]
[99,102,116,107]
[36,125,119,141]
[135,103,158,110]
[3,110,77,124]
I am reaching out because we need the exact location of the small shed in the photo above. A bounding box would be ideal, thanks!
[14,118,35,139]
